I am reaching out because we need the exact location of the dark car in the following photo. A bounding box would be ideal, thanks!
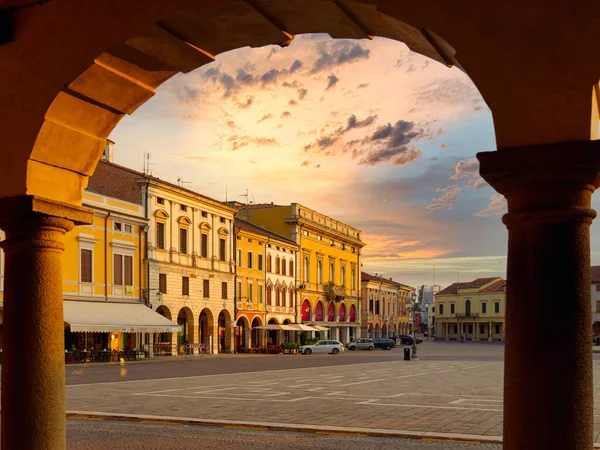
[374,338,396,350]
[398,335,415,345]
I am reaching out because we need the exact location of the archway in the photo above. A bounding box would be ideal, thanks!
[339,303,347,323]
[218,309,232,353]
[154,305,172,354]
[315,301,324,322]
[301,299,311,322]
[349,304,357,323]
[176,307,194,354]
[368,323,373,339]
[251,316,263,349]
[594,321,600,337]
[375,323,381,339]
[267,317,280,347]
[382,323,387,339]
[236,316,250,351]
[199,308,214,352]
[327,302,335,322]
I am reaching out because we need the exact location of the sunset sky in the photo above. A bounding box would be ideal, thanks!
[108,33,600,289]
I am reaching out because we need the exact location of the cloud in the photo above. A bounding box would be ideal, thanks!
[346,114,377,129]
[450,158,479,180]
[469,177,488,189]
[439,143,448,149]
[177,85,201,103]
[236,96,254,109]
[289,99,298,106]
[474,194,507,217]
[260,68,281,85]
[235,68,255,85]
[357,83,369,89]
[359,146,422,167]
[228,135,280,151]
[297,88,308,100]
[432,185,461,202]
[326,73,339,90]
[311,41,371,73]
[411,77,482,110]
[257,113,273,124]
[305,113,378,154]
[289,59,303,73]
[281,111,291,118]
[425,203,453,211]
[204,67,236,97]
[300,160,321,169]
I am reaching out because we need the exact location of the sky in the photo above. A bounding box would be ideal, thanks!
[108,33,600,289]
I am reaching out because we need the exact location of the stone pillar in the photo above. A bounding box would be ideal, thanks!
[148,333,154,358]
[342,327,350,344]
[0,196,92,450]
[479,142,600,450]
[332,327,340,341]
[488,322,492,341]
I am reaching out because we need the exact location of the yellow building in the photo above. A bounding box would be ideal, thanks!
[435,277,506,341]
[0,190,179,357]
[234,218,299,351]
[236,203,364,344]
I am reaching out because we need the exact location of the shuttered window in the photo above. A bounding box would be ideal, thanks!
[182,277,189,296]
[124,255,133,286]
[221,282,228,299]
[159,273,167,293]
[114,254,123,285]
[201,234,208,257]
[156,222,165,250]
[203,279,210,298]
[180,228,188,254]
[81,249,92,283]
[219,238,226,261]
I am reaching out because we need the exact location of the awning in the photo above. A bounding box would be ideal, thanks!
[253,324,329,332]
[253,324,297,331]
[64,301,181,333]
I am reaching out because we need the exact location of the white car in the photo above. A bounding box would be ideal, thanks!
[299,340,344,355]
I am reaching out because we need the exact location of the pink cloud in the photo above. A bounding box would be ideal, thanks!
[474,194,507,217]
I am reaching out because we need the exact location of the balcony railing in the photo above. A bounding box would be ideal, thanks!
[455,312,480,319]
[323,283,346,301]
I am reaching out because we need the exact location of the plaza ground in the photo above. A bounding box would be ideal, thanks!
[62,342,600,448]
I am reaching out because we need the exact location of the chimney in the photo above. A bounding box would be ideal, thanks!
[103,139,114,162]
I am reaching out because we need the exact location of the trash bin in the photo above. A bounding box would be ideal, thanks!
[403,347,411,361]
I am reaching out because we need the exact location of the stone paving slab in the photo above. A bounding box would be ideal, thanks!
[65,357,600,443]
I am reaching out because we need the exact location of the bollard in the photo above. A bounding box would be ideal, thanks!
[412,343,417,358]
[403,347,411,361]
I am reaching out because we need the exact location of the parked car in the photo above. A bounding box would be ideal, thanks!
[374,338,396,350]
[415,336,423,344]
[299,340,344,355]
[346,338,374,351]
[398,335,415,345]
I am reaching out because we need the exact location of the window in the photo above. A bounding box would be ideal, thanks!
[201,234,208,258]
[275,286,280,306]
[258,254,263,270]
[237,281,242,299]
[266,285,272,305]
[219,238,226,261]
[304,256,310,282]
[156,222,165,250]
[596,285,600,292]
[468,325,473,334]
[375,301,380,315]
[341,266,346,286]
[248,283,253,301]
[317,260,323,284]
[495,324,501,334]
[80,249,92,283]
[351,268,356,290]
[369,299,373,314]
[203,279,210,298]
[179,228,188,254]
[596,301,600,313]
[482,302,487,313]
[454,325,458,334]
[220,217,226,224]
[281,258,286,275]
[341,243,345,250]
[289,260,293,276]
[113,222,122,232]
[201,211,208,218]
[302,230,309,237]
[439,304,444,315]
[113,254,133,286]
[329,262,334,282]
[494,302,500,313]
[159,273,167,293]
[180,204,187,212]
[156,197,164,205]
[317,235,322,241]
[275,257,280,274]
[450,303,455,314]
[329,239,334,246]
[237,249,242,266]
[221,282,228,299]
[258,285,263,303]
[267,255,272,272]
[124,224,132,234]
[182,277,189,295]
[247,251,253,269]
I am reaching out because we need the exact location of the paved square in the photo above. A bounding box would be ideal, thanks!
[64,348,600,443]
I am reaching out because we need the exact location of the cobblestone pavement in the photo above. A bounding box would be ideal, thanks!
[67,419,502,449]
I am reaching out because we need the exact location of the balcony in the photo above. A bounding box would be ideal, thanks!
[455,312,480,319]
[324,283,346,301]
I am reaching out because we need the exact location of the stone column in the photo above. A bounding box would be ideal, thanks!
[0,196,92,450]
[148,332,154,358]
[479,142,600,450]
[488,322,492,341]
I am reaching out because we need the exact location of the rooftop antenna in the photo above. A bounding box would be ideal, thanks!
[239,188,250,204]
[143,152,154,175]
[177,177,191,188]
[433,264,436,288]
[225,184,228,203]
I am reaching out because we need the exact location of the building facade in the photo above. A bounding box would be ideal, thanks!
[435,277,506,341]
[591,266,600,335]
[89,159,237,354]
[236,203,363,344]
[361,272,414,338]
[418,285,440,332]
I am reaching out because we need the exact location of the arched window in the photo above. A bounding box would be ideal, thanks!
[465,299,472,317]
[339,304,346,322]
[315,302,324,322]
[327,302,335,322]
[289,260,294,276]
[301,300,311,322]
[341,265,346,286]
[281,258,286,275]
[288,288,294,308]
[275,257,280,274]
[267,255,272,272]
[349,304,357,322]
[329,261,335,282]
[266,285,272,306]
[281,287,286,307]
[351,268,356,290]
[304,256,310,282]
[317,260,323,284]
[275,286,280,306]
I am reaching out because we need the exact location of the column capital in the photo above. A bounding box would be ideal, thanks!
[478,141,600,225]
[0,195,93,228]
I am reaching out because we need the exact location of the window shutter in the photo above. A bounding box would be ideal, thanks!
[81,249,92,283]
[124,255,133,285]
[114,254,123,285]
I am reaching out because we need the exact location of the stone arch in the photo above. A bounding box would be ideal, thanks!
[594,322,600,336]
[327,302,335,322]
[177,307,195,350]
[218,309,233,353]
[217,227,229,236]
[349,304,357,323]
[301,299,311,322]
[199,308,215,350]
[154,209,169,219]
[177,216,191,225]
[315,301,324,322]
[381,323,387,338]
[339,303,347,322]
[251,316,263,349]
[199,222,212,231]
[155,305,173,349]
[236,315,250,351]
